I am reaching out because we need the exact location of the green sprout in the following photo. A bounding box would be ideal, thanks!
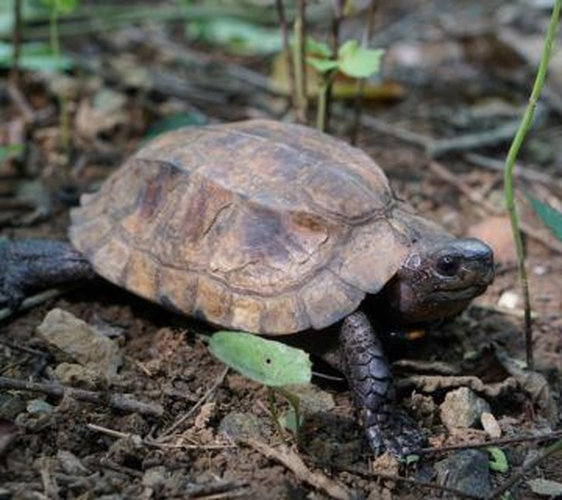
[307,38,383,131]
[209,331,312,442]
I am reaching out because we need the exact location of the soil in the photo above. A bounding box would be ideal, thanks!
[1,1,561,499]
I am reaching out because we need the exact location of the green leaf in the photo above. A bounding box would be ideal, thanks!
[304,37,332,58]
[528,195,562,241]
[209,331,312,387]
[186,17,281,55]
[337,40,384,79]
[0,41,73,71]
[307,57,339,74]
[487,447,509,473]
[41,0,78,15]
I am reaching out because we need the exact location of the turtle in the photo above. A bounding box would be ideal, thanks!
[0,119,494,456]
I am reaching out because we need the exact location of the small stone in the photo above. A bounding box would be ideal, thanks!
[57,450,90,475]
[481,412,502,438]
[440,387,491,429]
[37,308,122,379]
[0,394,26,420]
[286,384,335,414]
[436,450,492,498]
[498,291,519,310]
[26,399,54,415]
[142,466,168,489]
[218,412,264,441]
[54,363,101,390]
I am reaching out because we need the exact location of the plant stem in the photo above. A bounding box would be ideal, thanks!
[10,0,22,85]
[293,0,308,124]
[323,0,345,132]
[275,0,296,113]
[503,0,561,370]
[350,0,379,145]
[49,5,60,59]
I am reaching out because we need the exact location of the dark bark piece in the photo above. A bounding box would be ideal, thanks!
[339,311,426,456]
[0,239,94,310]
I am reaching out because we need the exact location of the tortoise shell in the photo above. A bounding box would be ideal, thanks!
[69,120,418,334]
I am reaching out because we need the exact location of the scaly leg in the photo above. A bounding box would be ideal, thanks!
[339,311,426,456]
[0,239,94,310]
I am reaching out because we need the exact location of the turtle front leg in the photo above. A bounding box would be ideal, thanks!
[339,311,426,457]
[0,239,94,310]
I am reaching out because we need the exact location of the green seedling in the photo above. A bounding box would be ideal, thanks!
[306,38,383,131]
[209,331,312,442]
[503,0,561,369]
[41,0,78,156]
[488,447,509,474]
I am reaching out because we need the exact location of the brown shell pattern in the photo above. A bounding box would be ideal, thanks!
[70,120,411,334]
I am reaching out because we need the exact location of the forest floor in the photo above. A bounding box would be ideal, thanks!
[1,1,561,498]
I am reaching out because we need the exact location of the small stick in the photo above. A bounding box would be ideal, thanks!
[335,465,482,500]
[490,438,562,498]
[0,288,67,322]
[184,480,248,499]
[421,429,562,455]
[157,367,228,439]
[0,376,163,418]
[241,438,351,500]
[293,0,308,124]
[350,0,379,145]
[10,0,22,86]
[275,0,296,111]
[465,153,561,189]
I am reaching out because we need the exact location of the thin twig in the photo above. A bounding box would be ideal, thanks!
[465,153,562,189]
[334,465,482,500]
[502,0,561,370]
[490,439,562,498]
[293,0,308,124]
[421,429,562,455]
[0,376,163,418]
[10,0,22,86]
[157,367,228,439]
[350,0,379,144]
[275,0,296,112]
[241,438,351,500]
[0,288,67,322]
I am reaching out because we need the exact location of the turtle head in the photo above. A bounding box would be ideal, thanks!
[382,237,494,325]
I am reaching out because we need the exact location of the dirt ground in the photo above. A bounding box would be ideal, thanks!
[1,1,561,499]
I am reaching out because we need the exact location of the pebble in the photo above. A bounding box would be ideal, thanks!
[26,399,54,415]
[37,308,123,379]
[481,412,502,438]
[440,387,491,429]
[218,412,264,441]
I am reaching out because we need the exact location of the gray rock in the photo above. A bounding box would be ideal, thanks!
[26,399,54,415]
[57,450,90,475]
[218,412,264,441]
[436,450,492,499]
[440,387,491,429]
[37,308,122,379]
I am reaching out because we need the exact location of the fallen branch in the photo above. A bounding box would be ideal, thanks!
[0,376,163,418]
[0,288,66,322]
[422,429,562,455]
[491,438,562,498]
[240,438,351,500]
[336,465,482,500]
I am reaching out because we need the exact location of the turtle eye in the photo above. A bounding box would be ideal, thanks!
[436,255,461,277]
